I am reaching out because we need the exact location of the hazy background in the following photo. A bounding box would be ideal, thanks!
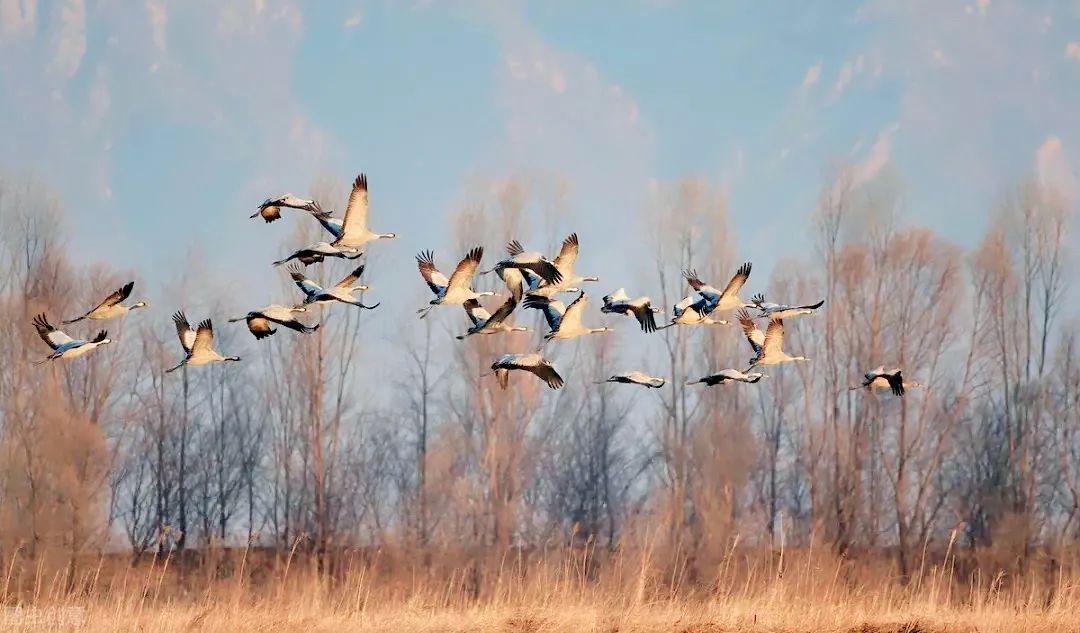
[3,0,1078,288]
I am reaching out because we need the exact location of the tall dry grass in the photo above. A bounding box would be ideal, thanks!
[1,536,1077,632]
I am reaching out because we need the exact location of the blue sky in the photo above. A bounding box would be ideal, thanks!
[2,0,1078,368]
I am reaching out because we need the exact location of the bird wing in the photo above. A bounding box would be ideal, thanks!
[553,232,579,275]
[762,318,784,355]
[737,310,764,356]
[486,295,518,326]
[632,302,657,333]
[172,311,195,354]
[192,319,215,354]
[505,240,525,256]
[520,259,563,285]
[523,295,564,332]
[32,314,72,350]
[559,291,588,331]
[334,264,366,289]
[416,251,450,295]
[246,316,276,340]
[683,269,705,292]
[531,361,564,390]
[887,371,905,397]
[720,262,752,299]
[338,173,369,240]
[97,281,134,310]
[462,299,488,326]
[501,267,525,303]
[447,247,483,292]
[288,265,323,297]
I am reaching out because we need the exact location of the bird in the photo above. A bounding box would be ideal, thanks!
[751,293,825,319]
[487,353,564,390]
[685,262,754,313]
[483,239,563,286]
[250,193,324,224]
[228,305,320,340]
[601,288,660,333]
[852,366,920,397]
[457,296,530,339]
[658,296,728,329]
[687,368,768,386]
[166,313,240,372]
[289,264,380,309]
[742,315,809,366]
[523,291,612,344]
[62,281,147,324]
[598,371,667,388]
[416,247,494,318]
[272,241,362,267]
[32,314,111,364]
[329,173,397,251]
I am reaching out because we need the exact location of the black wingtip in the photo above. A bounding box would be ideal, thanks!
[354,173,368,191]
[738,262,752,277]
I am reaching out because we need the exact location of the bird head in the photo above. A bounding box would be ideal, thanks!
[226,356,242,363]
[101,338,113,346]
[354,284,371,292]
[291,306,308,313]
[133,301,148,309]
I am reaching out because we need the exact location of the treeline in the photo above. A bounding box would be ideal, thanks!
[0,165,1076,587]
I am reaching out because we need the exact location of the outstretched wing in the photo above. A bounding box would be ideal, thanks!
[523,295,565,332]
[192,319,215,354]
[887,370,905,397]
[762,318,784,356]
[97,281,134,309]
[335,264,366,289]
[32,314,72,350]
[553,232,579,274]
[632,301,657,333]
[505,240,525,256]
[416,250,450,295]
[559,291,588,331]
[486,295,518,326]
[719,262,752,299]
[172,311,196,354]
[737,310,764,356]
[447,247,483,292]
[462,298,489,326]
[246,316,276,340]
[339,173,370,239]
[287,264,323,297]
[683,269,705,292]
[531,362,564,390]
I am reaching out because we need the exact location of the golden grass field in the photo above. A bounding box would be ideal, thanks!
[3,542,1079,632]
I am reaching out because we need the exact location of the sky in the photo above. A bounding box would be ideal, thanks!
[1,0,1079,376]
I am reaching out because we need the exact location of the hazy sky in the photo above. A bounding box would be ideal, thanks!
[2,0,1078,363]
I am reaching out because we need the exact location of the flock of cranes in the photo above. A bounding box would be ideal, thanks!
[29,171,918,399]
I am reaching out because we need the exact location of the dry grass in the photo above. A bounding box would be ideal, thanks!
[2,543,1078,632]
